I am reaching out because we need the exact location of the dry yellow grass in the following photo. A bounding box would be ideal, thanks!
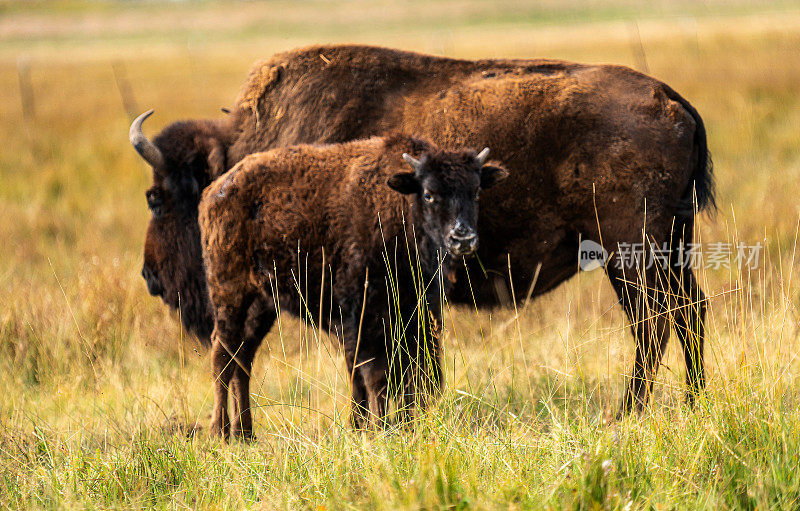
[1,1,800,508]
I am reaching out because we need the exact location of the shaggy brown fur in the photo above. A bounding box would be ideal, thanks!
[198,134,507,437]
[135,44,714,415]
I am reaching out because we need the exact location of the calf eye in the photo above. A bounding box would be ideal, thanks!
[423,191,435,203]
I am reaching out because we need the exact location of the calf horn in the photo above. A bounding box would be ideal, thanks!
[476,147,490,165]
[130,110,164,169]
[402,153,423,172]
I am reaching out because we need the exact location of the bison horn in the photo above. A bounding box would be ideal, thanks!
[129,109,164,169]
[402,153,423,172]
[476,147,490,165]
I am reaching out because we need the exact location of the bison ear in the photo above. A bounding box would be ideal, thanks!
[168,134,227,199]
[387,172,420,195]
[480,164,509,188]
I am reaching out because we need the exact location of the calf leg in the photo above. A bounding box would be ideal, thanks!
[349,372,370,429]
[606,261,671,416]
[230,301,277,440]
[209,344,233,438]
[209,306,247,439]
[419,322,444,407]
[399,332,444,424]
[210,319,241,438]
[361,363,389,429]
[343,318,391,428]
[345,348,377,429]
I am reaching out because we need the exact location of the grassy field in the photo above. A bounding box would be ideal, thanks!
[2,0,800,508]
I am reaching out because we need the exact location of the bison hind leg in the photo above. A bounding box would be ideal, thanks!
[606,251,671,417]
[668,218,707,407]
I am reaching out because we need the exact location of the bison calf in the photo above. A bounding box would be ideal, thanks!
[198,133,508,438]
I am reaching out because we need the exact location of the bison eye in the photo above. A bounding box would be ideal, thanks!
[423,191,435,203]
[474,189,481,201]
[146,191,163,217]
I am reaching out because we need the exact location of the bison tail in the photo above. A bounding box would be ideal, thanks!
[662,85,716,217]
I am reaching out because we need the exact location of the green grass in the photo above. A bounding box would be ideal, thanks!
[2,0,800,508]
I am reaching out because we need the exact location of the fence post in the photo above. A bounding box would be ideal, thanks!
[112,60,139,121]
[629,21,650,74]
[18,55,35,122]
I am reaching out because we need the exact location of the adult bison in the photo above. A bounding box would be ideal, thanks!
[199,134,507,437]
[132,44,714,416]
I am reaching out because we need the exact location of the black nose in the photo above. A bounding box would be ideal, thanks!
[447,229,478,256]
[452,223,471,237]
[141,264,163,297]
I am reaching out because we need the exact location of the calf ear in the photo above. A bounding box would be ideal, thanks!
[206,140,227,180]
[480,164,509,188]
[196,136,227,181]
[387,172,420,194]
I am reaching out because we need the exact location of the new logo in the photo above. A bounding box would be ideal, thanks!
[579,239,608,271]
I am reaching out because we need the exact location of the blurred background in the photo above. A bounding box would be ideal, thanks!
[1,1,800,507]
